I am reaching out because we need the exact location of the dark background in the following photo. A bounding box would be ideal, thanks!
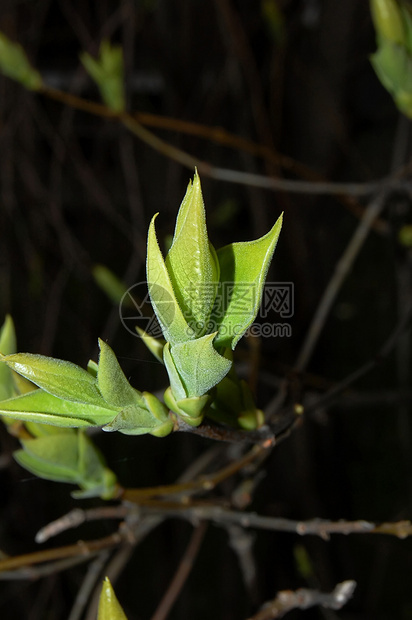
[0,0,411,618]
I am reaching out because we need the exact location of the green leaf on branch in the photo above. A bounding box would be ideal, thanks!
[370,39,412,117]
[14,430,117,499]
[147,214,194,344]
[0,351,107,407]
[103,391,173,437]
[167,333,232,398]
[212,213,283,349]
[0,32,43,90]
[165,172,219,334]
[80,40,125,112]
[0,389,117,428]
[97,339,142,408]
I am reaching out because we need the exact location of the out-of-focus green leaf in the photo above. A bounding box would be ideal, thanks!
[0,32,43,90]
[147,214,194,344]
[93,264,129,304]
[208,372,264,430]
[14,430,117,499]
[0,352,107,407]
[370,39,412,117]
[261,0,285,42]
[294,545,315,580]
[370,0,406,46]
[98,577,128,620]
[165,172,219,334]
[24,421,75,438]
[136,327,165,363]
[0,389,117,427]
[399,224,412,245]
[0,315,17,401]
[212,213,283,349]
[80,40,125,112]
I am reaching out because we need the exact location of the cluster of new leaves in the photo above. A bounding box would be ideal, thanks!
[0,172,282,494]
[0,32,283,494]
[370,0,412,117]
[146,172,282,427]
[0,318,118,499]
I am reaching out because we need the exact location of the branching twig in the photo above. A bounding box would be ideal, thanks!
[0,533,123,573]
[246,580,356,620]
[138,505,412,540]
[39,86,386,197]
[35,506,129,544]
[122,443,270,503]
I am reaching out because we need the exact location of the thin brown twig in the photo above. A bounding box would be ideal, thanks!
[122,443,270,503]
[39,85,386,197]
[246,580,356,620]
[174,418,276,445]
[150,522,208,620]
[35,506,129,544]
[138,505,412,540]
[0,533,123,573]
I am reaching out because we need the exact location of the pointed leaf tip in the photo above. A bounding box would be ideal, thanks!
[98,577,128,620]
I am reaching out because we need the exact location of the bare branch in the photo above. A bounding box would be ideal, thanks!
[138,505,412,540]
[35,506,129,544]
[246,580,356,620]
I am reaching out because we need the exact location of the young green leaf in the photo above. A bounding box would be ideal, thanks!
[14,431,117,498]
[103,386,173,436]
[98,577,128,620]
[80,40,125,112]
[0,32,43,90]
[97,339,142,407]
[136,327,165,363]
[93,264,129,304]
[163,387,204,426]
[0,352,107,406]
[147,214,194,344]
[212,213,283,349]
[163,342,188,401]
[0,315,17,401]
[104,404,164,436]
[168,333,232,398]
[0,389,117,427]
[370,0,406,46]
[16,434,87,484]
[165,172,219,333]
[370,39,412,117]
